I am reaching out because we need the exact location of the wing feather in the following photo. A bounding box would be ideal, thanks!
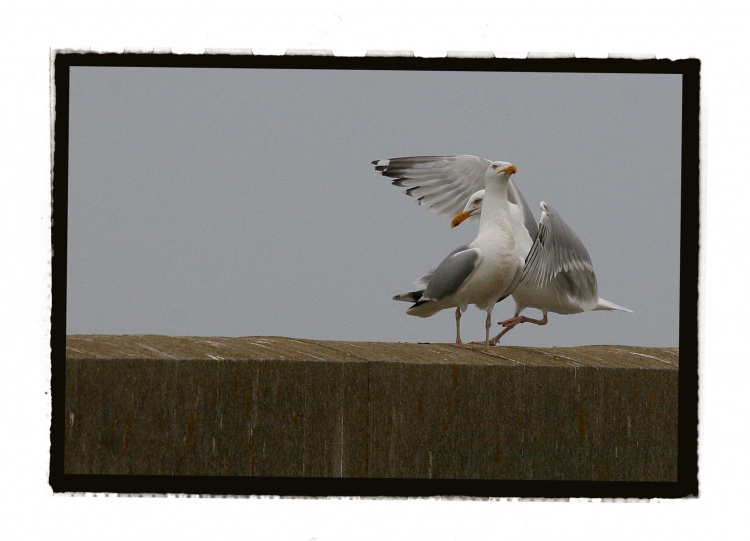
[373,155,490,217]
[419,247,482,303]
[507,179,538,240]
[520,202,598,310]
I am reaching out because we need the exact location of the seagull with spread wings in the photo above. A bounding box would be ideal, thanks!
[451,189,632,344]
[373,155,631,345]
[376,159,523,350]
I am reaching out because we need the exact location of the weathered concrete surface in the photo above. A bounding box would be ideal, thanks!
[65,335,679,481]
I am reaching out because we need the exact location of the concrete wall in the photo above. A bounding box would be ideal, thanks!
[64,335,679,482]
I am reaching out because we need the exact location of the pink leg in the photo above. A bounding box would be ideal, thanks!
[455,307,462,344]
[500,313,548,328]
[483,310,492,350]
[490,313,549,345]
[489,325,513,346]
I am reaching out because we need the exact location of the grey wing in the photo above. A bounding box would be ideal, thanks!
[507,178,538,240]
[412,243,472,288]
[420,247,482,303]
[520,202,599,310]
[372,155,490,217]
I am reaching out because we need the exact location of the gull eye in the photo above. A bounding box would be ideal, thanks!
[492,164,497,169]
[474,198,481,204]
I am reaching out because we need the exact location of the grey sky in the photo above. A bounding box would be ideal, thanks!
[67,65,682,346]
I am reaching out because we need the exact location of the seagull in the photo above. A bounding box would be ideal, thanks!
[451,189,632,344]
[373,155,631,345]
[386,160,523,350]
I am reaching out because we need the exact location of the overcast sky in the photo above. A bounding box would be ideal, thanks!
[66,64,682,346]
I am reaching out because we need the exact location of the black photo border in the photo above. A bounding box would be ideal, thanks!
[50,53,699,498]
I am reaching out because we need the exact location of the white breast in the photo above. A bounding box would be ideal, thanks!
[460,230,519,310]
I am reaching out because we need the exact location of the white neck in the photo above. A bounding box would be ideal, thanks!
[477,172,512,236]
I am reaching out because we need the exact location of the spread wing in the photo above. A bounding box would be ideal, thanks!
[372,155,490,217]
[520,202,599,310]
[373,155,535,241]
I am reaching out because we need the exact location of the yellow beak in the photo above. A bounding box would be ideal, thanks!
[451,208,477,228]
[500,164,517,175]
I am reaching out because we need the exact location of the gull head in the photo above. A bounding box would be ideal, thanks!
[451,189,485,228]
[488,161,517,176]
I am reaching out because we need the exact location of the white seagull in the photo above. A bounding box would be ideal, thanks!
[451,189,632,344]
[384,160,523,350]
[373,155,631,345]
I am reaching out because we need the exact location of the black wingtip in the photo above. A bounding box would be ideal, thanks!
[400,290,424,302]
[372,159,389,172]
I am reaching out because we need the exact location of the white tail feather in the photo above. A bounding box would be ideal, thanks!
[594,298,633,313]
